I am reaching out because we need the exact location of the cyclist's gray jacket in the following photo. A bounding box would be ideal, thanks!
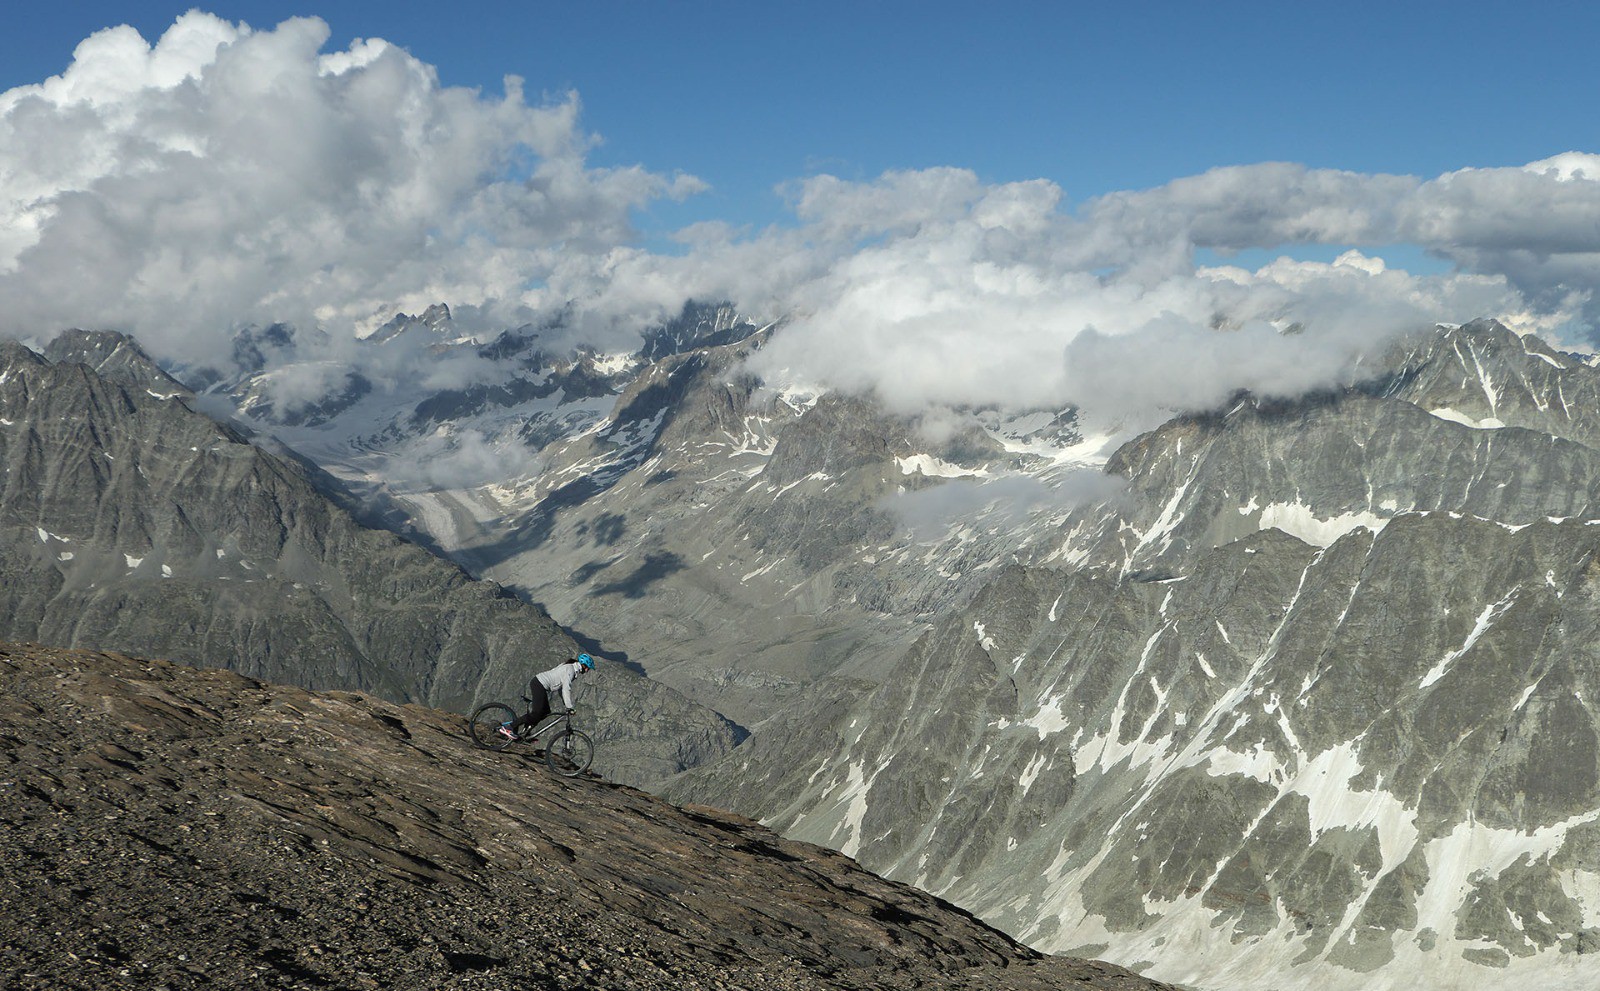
[536,661,584,709]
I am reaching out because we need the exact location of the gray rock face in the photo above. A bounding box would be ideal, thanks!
[0,338,736,786]
[669,512,1600,988]
[42,329,192,399]
[1064,389,1600,578]
[1382,318,1600,448]
[640,300,763,360]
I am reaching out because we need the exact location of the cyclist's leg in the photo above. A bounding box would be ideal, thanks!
[511,688,549,734]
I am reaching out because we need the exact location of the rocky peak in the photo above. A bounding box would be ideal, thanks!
[367,303,455,345]
[761,392,907,487]
[1376,316,1600,447]
[420,302,452,328]
[228,322,300,374]
[0,336,47,371]
[42,328,192,399]
[639,300,766,361]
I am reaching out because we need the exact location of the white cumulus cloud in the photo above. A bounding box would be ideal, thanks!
[0,12,702,366]
[5,12,1600,427]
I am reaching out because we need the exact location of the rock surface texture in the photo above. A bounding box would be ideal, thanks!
[0,643,1172,991]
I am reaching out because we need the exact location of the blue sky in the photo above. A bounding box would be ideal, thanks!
[6,1,1594,236]
[4,3,1600,415]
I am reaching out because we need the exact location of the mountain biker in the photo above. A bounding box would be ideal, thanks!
[501,653,595,741]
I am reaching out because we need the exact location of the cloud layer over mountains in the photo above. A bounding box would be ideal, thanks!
[4,12,1600,418]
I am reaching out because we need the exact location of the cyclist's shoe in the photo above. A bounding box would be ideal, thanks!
[498,723,518,741]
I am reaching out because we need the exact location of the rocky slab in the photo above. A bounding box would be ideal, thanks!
[0,643,1173,991]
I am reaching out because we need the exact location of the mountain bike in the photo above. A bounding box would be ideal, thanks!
[468,697,595,777]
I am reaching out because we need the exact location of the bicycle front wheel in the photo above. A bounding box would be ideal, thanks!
[545,729,594,777]
[469,703,518,751]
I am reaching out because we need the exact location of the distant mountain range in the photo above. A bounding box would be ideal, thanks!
[183,302,1110,730]
[667,319,1600,989]
[10,308,1600,989]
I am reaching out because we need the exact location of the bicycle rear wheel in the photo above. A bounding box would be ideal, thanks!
[469,703,518,751]
[545,729,594,777]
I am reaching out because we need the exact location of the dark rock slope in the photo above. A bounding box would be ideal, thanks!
[0,643,1172,991]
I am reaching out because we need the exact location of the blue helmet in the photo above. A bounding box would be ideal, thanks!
[577,653,595,670]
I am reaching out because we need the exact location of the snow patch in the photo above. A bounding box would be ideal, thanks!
[973,620,997,652]
[824,761,880,858]
[1019,752,1049,793]
[1259,502,1386,547]
[589,352,636,376]
[896,454,990,478]
[740,557,784,583]
[1202,740,1277,782]
[770,471,831,499]
[1429,407,1506,429]
[1419,589,1518,690]
[770,381,823,413]
[1523,339,1567,369]
[1022,695,1073,738]
[995,427,1119,468]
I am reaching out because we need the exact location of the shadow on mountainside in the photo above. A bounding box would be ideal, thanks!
[591,551,687,599]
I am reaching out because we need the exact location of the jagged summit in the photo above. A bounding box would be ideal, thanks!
[640,300,768,360]
[366,302,455,345]
[0,643,1173,991]
[0,336,45,367]
[41,329,191,399]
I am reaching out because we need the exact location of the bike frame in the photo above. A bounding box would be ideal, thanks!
[516,697,574,740]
